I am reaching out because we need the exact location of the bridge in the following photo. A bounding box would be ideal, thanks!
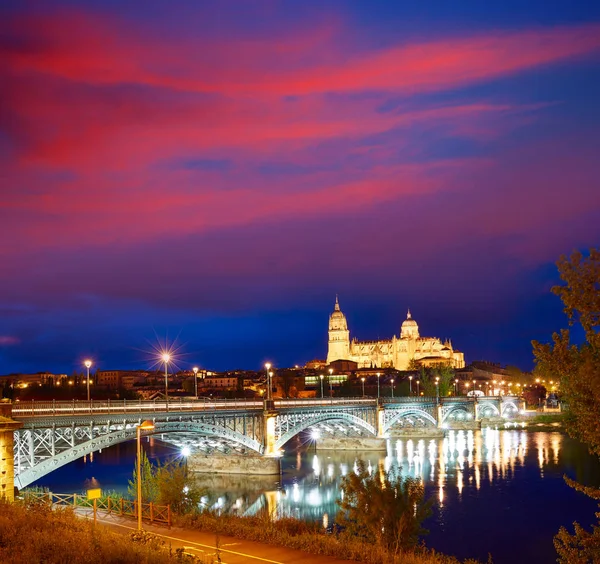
[0,395,523,500]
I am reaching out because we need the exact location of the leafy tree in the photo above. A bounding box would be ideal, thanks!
[532,248,600,562]
[128,452,204,515]
[336,460,431,554]
[128,450,160,504]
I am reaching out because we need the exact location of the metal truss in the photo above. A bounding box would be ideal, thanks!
[13,410,264,488]
[382,404,438,432]
[273,407,377,451]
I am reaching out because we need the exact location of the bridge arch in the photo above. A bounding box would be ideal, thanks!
[477,402,500,418]
[273,412,376,451]
[382,408,437,434]
[501,400,520,417]
[441,407,472,424]
[14,420,262,489]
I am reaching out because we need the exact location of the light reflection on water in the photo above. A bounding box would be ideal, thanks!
[194,428,557,519]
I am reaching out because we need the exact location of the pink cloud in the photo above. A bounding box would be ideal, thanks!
[0,336,20,346]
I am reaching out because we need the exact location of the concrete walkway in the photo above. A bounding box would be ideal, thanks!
[75,508,354,564]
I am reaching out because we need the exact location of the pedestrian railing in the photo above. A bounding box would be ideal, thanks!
[11,395,522,418]
[21,490,172,527]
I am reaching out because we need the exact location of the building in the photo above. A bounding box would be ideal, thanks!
[96,370,148,389]
[327,297,465,370]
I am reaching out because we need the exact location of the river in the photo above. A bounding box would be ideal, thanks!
[31,425,600,564]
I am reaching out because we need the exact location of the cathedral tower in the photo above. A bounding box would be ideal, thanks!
[327,296,350,364]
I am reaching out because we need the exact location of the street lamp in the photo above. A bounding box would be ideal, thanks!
[84,360,92,402]
[390,378,394,398]
[408,375,413,395]
[361,377,365,398]
[162,353,170,401]
[454,378,459,395]
[435,376,440,399]
[376,372,381,399]
[136,420,155,530]
[265,363,272,402]
[319,374,324,398]
[328,368,333,397]
[193,367,199,399]
[416,379,420,396]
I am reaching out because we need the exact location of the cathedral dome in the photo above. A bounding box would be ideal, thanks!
[400,310,419,339]
[329,296,348,331]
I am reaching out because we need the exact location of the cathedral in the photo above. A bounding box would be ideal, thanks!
[327,297,465,370]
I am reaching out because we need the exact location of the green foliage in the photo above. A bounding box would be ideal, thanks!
[336,460,432,554]
[128,451,204,515]
[418,366,454,397]
[128,449,160,503]
[0,500,193,563]
[177,509,479,564]
[532,248,600,562]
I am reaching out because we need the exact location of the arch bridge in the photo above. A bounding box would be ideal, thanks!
[0,395,523,496]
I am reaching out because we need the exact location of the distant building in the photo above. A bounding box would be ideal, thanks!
[96,370,148,389]
[327,297,465,370]
[0,373,65,388]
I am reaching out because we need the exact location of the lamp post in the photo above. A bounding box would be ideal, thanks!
[361,377,365,398]
[136,420,155,530]
[390,378,394,398]
[264,363,272,402]
[454,378,459,395]
[435,376,440,400]
[193,366,199,399]
[376,372,380,399]
[416,379,420,396]
[162,354,170,402]
[319,374,324,398]
[408,375,413,395]
[472,380,476,396]
[328,368,333,397]
[84,360,92,402]
[465,382,470,396]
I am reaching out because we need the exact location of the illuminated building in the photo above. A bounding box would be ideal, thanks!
[327,297,465,370]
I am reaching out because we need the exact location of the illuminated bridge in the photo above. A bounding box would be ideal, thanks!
[0,396,523,496]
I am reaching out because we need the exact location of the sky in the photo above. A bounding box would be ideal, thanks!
[1,1,599,375]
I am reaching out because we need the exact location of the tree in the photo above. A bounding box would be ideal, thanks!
[336,460,431,554]
[532,248,600,562]
[128,452,204,515]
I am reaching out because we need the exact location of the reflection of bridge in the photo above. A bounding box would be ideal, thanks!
[0,396,523,497]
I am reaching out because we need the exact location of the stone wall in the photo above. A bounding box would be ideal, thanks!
[187,453,280,475]
[316,436,387,450]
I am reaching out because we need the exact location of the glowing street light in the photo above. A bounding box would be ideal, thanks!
[84,360,92,402]
[319,374,324,398]
[454,378,459,395]
[361,377,365,398]
[193,367,199,399]
[162,353,170,401]
[328,368,333,397]
[416,379,420,396]
[435,376,440,399]
[408,375,413,395]
[390,378,395,398]
[265,362,272,403]
[136,420,155,530]
[377,372,381,399]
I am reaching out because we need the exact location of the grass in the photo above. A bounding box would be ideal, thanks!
[176,510,485,564]
[0,500,203,564]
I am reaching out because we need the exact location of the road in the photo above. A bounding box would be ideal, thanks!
[76,508,353,564]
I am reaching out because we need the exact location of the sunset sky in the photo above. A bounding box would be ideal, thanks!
[1,1,599,374]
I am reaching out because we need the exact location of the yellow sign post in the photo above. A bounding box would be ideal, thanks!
[87,488,102,526]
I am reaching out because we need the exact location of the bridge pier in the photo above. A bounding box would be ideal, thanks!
[187,453,280,475]
[0,403,23,501]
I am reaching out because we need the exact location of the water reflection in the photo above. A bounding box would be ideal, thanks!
[190,428,572,521]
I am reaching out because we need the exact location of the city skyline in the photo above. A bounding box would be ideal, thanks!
[1,1,600,374]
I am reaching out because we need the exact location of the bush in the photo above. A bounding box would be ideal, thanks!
[0,500,196,563]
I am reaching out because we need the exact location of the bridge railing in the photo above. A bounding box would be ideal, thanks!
[11,397,379,417]
[21,490,171,526]
[11,395,522,418]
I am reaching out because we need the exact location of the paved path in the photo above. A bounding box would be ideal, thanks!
[76,509,353,564]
